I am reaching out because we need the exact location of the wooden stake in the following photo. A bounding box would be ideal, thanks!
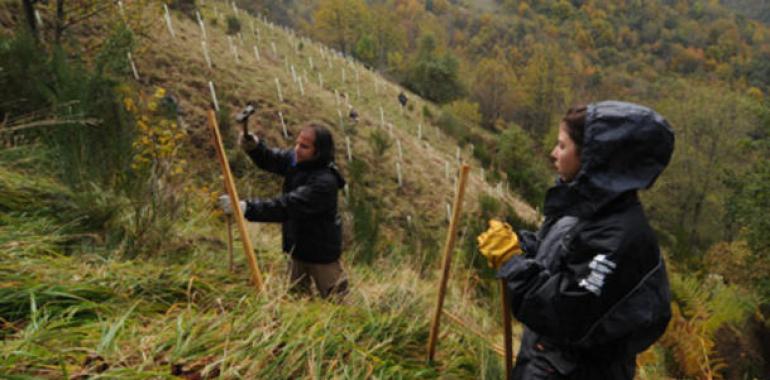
[206,109,263,292]
[227,216,234,272]
[500,279,513,380]
[427,164,470,361]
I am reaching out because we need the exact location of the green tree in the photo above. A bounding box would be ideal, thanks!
[471,55,517,128]
[353,34,376,66]
[313,0,369,54]
[496,121,549,205]
[649,82,762,262]
[405,34,464,103]
[519,44,572,137]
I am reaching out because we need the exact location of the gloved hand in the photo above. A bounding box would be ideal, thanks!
[477,220,523,268]
[241,133,259,152]
[217,195,246,216]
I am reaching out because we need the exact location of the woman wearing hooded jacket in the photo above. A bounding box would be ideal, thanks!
[479,101,674,379]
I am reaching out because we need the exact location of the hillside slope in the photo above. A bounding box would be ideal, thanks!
[0,1,548,378]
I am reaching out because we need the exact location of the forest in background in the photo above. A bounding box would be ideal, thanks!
[1,0,769,378]
[242,0,770,376]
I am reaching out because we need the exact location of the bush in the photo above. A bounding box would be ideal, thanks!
[226,15,241,35]
[369,129,392,158]
[496,123,550,206]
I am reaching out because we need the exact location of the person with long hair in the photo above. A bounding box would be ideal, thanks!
[219,122,348,299]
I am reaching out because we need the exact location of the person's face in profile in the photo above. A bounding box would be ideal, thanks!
[551,122,581,182]
[295,128,317,163]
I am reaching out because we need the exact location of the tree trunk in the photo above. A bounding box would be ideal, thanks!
[22,0,38,41]
[55,0,65,43]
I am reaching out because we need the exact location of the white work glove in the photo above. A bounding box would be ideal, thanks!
[217,195,246,216]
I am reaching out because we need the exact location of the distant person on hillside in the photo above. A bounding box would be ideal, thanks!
[348,105,358,124]
[477,101,674,379]
[398,91,407,108]
[218,123,349,299]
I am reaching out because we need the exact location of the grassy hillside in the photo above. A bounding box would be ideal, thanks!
[2,0,768,379]
[0,0,540,378]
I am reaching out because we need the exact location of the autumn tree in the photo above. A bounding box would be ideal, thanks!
[313,0,369,55]
[471,53,518,128]
[519,44,572,137]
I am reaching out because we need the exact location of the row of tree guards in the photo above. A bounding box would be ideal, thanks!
[116,0,515,372]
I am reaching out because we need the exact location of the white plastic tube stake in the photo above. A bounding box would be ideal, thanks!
[342,67,346,83]
[291,65,298,83]
[298,78,305,96]
[118,1,126,19]
[318,73,323,88]
[163,4,175,38]
[278,111,288,139]
[35,10,43,27]
[209,81,219,111]
[309,56,314,70]
[445,160,450,179]
[337,109,344,128]
[253,46,261,61]
[271,41,277,55]
[275,78,283,103]
[346,136,352,162]
[396,162,403,187]
[446,203,452,223]
[196,11,207,41]
[380,106,385,128]
[456,147,461,163]
[397,140,403,162]
[202,41,212,69]
[127,52,139,80]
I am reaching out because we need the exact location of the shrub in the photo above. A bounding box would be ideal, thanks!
[226,15,241,35]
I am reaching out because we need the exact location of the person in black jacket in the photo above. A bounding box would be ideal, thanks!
[218,123,348,298]
[487,101,674,379]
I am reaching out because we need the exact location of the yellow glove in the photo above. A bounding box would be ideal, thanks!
[477,220,523,268]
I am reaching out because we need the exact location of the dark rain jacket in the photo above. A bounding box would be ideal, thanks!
[243,140,345,264]
[499,101,675,380]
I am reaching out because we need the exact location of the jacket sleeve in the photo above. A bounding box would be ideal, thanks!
[498,222,650,347]
[243,173,336,222]
[245,139,293,176]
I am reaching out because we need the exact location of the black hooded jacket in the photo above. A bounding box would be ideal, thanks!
[499,101,675,379]
[243,139,346,264]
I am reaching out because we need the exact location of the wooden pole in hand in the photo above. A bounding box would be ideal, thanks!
[500,279,513,380]
[427,164,470,362]
[207,108,264,292]
[227,216,234,272]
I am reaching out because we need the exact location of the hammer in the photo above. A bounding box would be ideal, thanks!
[235,102,256,136]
